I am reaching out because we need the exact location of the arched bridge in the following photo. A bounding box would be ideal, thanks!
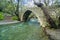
[20,7,47,27]
[19,2,57,28]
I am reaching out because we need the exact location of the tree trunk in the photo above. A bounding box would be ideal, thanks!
[15,12,20,21]
[58,16,60,28]
[34,2,57,28]
[15,0,20,21]
[41,6,57,29]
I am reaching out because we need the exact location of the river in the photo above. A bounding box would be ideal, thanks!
[0,19,49,40]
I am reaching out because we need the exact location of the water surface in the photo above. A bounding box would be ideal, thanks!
[0,21,49,40]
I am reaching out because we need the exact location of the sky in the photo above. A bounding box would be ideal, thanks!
[22,0,52,7]
[15,0,60,7]
[22,0,34,7]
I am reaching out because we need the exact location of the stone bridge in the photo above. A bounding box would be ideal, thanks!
[19,3,57,28]
[20,7,47,27]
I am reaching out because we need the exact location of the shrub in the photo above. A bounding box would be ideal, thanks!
[12,16,18,20]
[0,12,4,20]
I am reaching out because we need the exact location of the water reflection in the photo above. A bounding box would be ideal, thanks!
[28,18,40,25]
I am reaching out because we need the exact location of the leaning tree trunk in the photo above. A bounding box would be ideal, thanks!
[34,3,57,29]
[40,6,57,29]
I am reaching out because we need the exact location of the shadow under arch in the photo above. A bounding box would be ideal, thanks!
[23,10,32,22]
[22,10,40,23]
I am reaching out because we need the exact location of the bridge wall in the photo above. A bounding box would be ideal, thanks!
[20,7,48,27]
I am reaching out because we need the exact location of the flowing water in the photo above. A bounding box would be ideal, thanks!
[0,19,49,40]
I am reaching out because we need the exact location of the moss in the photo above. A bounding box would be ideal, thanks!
[0,12,4,20]
[12,16,18,20]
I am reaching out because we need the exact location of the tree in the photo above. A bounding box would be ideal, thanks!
[34,2,57,29]
[15,0,20,21]
[0,0,22,21]
[44,0,50,6]
[4,0,16,15]
[0,0,7,12]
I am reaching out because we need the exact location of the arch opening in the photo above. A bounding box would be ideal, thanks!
[23,10,32,22]
[22,10,40,23]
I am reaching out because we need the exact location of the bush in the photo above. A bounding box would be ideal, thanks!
[12,16,18,20]
[0,12,4,20]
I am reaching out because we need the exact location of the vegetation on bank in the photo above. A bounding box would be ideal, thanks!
[0,12,4,20]
[12,16,18,20]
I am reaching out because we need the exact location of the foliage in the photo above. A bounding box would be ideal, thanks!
[0,12,4,20]
[12,16,18,20]
[3,0,16,15]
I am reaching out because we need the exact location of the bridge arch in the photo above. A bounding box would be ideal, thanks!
[22,10,32,22]
[21,9,46,27]
[20,3,57,29]
[22,10,40,22]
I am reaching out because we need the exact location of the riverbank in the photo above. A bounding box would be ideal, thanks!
[45,28,60,40]
[0,20,20,25]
